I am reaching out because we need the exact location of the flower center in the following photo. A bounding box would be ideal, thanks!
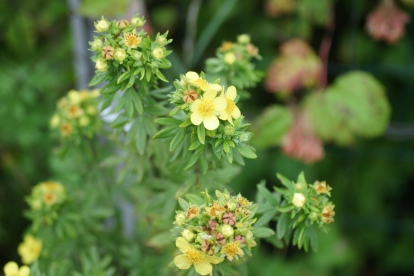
[185,248,203,264]
[60,123,72,136]
[43,193,56,205]
[198,100,215,116]
[125,33,141,48]
[225,98,236,113]
[186,206,200,219]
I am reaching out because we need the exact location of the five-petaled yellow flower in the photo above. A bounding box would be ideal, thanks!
[3,261,30,276]
[220,241,244,261]
[185,72,222,92]
[219,86,241,125]
[18,235,42,265]
[123,31,142,48]
[174,237,224,275]
[190,90,227,130]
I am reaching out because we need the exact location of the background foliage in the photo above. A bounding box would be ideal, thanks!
[1,0,414,275]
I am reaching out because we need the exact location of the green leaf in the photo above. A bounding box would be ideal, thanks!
[197,124,205,144]
[257,180,279,206]
[170,128,186,151]
[236,145,257,159]
[89,72,107,86]
[308,225,318,252]
[185,194,204,206]
[155,117,182,126]
[255,209,278,228]
[153,126,178,139]
[117,70,132,84]
[297,172,306,185]
[178,198,190,210]
[184,148,203,170]
[252,105,292,148]
[200,154,209,174]
[276,213,289,239]
[147,232,172,248]
[100,83,119,94]
[265,235,285,249]
[253,227,275,238]
[129,88,143,114]
[276,173,294,189]
[135,124,147,155]
[297,0,330,26]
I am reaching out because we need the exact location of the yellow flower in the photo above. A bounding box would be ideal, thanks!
[221,241,244,261]
[68,90,82,104]
[237,34,250,44]
[3,262,30,276]
[185,72,222,92]
[40,181,65,206]
[313,181,332,195]
[66,104,84,119]
[60,122,73,136]
[174,237,224,275]
[190,90,227,130]
[18,235,42,265]
[219,86,241,125]
[186,205,200,219]
[123,31,142,48]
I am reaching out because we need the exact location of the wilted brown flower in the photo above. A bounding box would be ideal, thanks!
[321,205,335,224]
[183,90,198,104]
[366,0,410,44]
[222,212,236,226]
[102,45,115,60]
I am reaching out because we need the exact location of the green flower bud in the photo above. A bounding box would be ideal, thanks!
[295,182,307,191]
[156,36,167,46]
[95,18,109,32]
[309,212,318,222]
[114,48,127,63]
[237,34,250,44]
[131,17,144,27]
[221,225,234,238]
[50,114,60,128]
[182,229,194,241]
[79,116,90,127]
[152,47,164,59]
[224,125,235,135]
[224,52,236,65]
[91,38,103,51]
[116,19,129,29]
[131,51,142,60]
[239,132,252,141]
[227,201,237,211]
[175,213,186,226]
[95,59,108,72]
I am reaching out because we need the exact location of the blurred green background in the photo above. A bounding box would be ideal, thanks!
[1,0,414,275]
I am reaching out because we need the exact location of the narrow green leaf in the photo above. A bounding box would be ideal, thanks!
[155,117,182,126]
[89,72,107,86]
[276,213,289,239]
[153,126,179,139]
[136,125,147,155]
[253,227,275,238]
[236,145,257,159]
[117,70,132,84]
[184,149,203,170]
[197,124,205,144]
[170,128,186,151]
[185,194,204,206]
[178,198,190,210]
[257,181,279,206]
[308,225,318,252]
[276,173,294,189]
[255,209,278,228]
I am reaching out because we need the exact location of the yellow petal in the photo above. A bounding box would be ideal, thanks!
[219,111,228,121]
[227,116,234,125]
[191,99,201,112]
[176,237,191,253]
[205,255,224,264]
[210,83,223,91]
[213,97,227,111]
[4,262,18,275]
[194,260,213,275]
[203,90,217,101]
[203,115,219,130]
[19,266,30,276]
[231,106,241,119]
[191,112,203,126]
[174,254,192,270]
[186,71,199,81]
[226,86,237,100]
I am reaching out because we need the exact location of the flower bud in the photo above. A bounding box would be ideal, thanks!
[79,116,90,127]
[91,38,103,51]
[86,106,97,116]
[102,46,114,60]
[95,59,108,72]
[175,213,186,226]
[237,34,250,44]
[224,125,235,135]
[239,132,252,142]
[131,51,142,60]
[292,193,306,208]
[95,18,109,32]
[183,90,198,104]
[221,225,234,238]
[116,19,129,29]
[182,229,194,241]
[50,114,60,128]
[131,17,144,27]
[156,36,167,46]
[295,182,306,191]
[227,201,237,211]
[245,231,253,240]
[224,52,236,65]
[114,48,127,63]
[152,47,164,59]
[308,212,318,222]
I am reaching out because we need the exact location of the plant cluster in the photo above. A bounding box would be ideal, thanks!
[172,190,258,275]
